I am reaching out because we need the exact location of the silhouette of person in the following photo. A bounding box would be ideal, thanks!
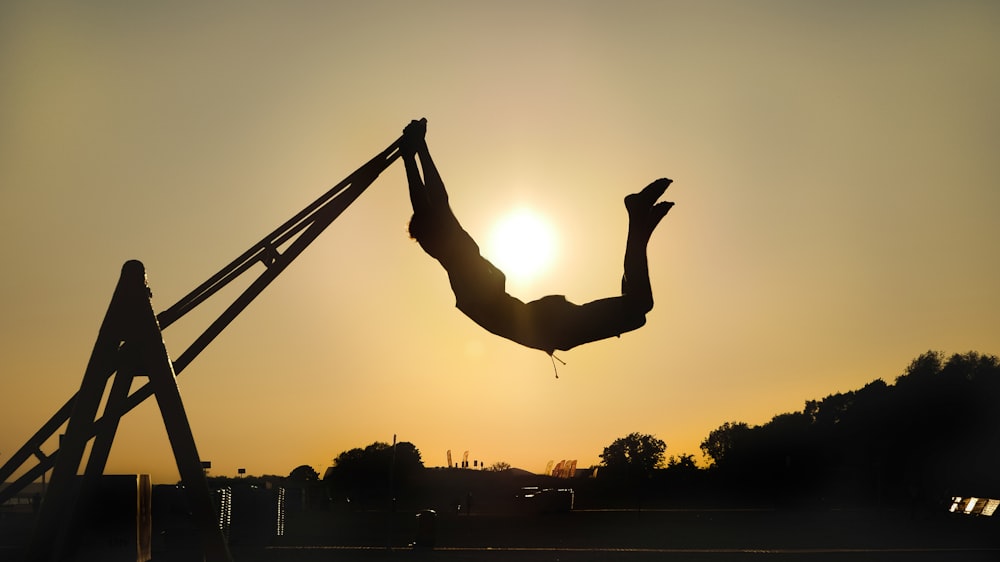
[401,118,673,356]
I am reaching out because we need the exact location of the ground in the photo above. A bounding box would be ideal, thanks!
[3,469,998,561]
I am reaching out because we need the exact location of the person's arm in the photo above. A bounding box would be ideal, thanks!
[402,146,428,216]
[413,144,446,205]
[401,118,448,209]
[401,119,433,215]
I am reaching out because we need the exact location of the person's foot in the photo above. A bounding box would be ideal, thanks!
[625,178,671,212]
[625,178,674,233]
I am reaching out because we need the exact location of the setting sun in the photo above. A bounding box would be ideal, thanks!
[486,208,557,283]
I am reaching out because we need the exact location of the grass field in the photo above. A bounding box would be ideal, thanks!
[4,504,998,561]
[219,506,1000,562]
[4,470,998,562]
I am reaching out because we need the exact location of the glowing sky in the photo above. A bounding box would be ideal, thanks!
[2,1,999,484]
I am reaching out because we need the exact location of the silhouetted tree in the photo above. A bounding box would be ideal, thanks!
[658,453,705,497]
[325,441,424,507]
[698,351,1000,507]
[486,461,512,472]
[700,421,751,468]
[600,432,666,479]
[288,464,319,481]
[883,350,1000,502]
[666,453,698,471]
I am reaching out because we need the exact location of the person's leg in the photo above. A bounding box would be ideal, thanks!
[622,178,673,313]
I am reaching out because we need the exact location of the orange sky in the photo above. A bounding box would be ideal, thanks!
[2,1,999,484]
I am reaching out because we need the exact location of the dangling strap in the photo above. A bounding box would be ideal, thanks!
[550,353,566,379]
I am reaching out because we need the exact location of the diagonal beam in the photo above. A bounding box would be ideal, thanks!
[0,136,400,506]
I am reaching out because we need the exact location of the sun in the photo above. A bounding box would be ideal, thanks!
[487,209,557,283]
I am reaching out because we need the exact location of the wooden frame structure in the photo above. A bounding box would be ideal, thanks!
[0,135,402,561]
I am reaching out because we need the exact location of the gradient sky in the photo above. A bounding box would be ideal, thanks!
[2,1,999,484]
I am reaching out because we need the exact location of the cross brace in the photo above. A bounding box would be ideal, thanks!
[1,134,402,561]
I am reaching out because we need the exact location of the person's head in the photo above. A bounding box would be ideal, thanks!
[408,214,428,241]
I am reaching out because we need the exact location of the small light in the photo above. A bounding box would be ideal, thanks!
[964,497,979,514]
[982,499,999,517]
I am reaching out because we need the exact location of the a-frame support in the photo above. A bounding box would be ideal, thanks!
[0,132,402,561]
[27,261,231,562]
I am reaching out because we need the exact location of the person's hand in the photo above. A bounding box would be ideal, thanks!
[401,118,428,154]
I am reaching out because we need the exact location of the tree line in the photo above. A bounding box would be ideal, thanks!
[300,350,999,510]
[698,350,1000,507]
